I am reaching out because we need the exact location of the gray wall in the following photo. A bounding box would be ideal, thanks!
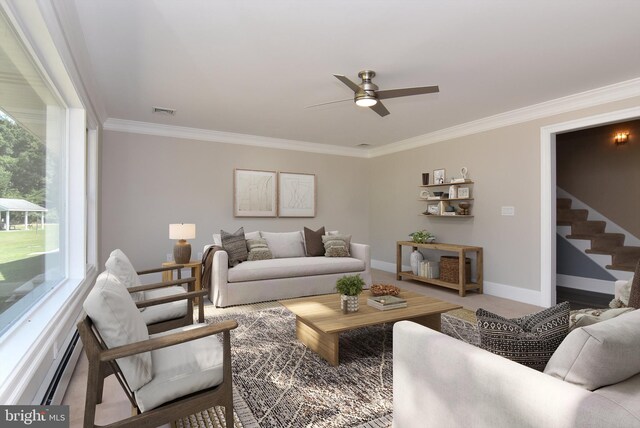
[100,131,370,268]
[100,95,640,300]
[368,96,640,296]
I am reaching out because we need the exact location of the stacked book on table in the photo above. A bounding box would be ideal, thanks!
[367,295,407,311]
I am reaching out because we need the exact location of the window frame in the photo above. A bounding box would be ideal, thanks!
[0,0,98,404]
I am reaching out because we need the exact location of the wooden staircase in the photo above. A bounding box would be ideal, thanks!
[558,198,640,272]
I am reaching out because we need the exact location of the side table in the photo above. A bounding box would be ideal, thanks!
[162,260,203,305]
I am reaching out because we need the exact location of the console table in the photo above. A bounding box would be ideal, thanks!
[396,241,483,297]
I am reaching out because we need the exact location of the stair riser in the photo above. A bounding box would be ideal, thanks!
[557,198,572,209]
[557,209,588,223]
[591,235,625,251]
[612,249,640,266]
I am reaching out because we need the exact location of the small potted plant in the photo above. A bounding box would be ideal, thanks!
[336,274,365,313]
[409,229,436,244]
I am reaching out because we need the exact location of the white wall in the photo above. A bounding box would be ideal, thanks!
[100,131,370,268]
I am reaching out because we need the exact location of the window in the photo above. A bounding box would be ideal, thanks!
[0,10,67,335]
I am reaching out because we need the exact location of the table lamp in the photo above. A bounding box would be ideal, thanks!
[169,223,196,264]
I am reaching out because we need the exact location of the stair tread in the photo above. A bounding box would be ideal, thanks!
[585,249,616,255]
[606,264,637,272]
[566,234,596,240]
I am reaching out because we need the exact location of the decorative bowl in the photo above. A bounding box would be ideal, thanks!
[459,203,471,209]
[433,191,444,197]
[370,284,401,296]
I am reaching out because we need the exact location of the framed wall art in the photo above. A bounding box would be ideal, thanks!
[278,172,316,217]
[458,187,470,198]
[433,168,446,184]
[233,169,277,217]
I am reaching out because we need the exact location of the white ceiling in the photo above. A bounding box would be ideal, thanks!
[70,0,640,149]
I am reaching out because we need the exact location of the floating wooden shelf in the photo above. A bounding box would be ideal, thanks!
[418,198,475,202]
[419,181,474,188]
[420,214,474,218]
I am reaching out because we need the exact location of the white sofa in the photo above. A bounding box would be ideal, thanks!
[393,309,640,428]
[209,232,372,307]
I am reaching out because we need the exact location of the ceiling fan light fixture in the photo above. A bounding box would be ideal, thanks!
[355,95,377,107]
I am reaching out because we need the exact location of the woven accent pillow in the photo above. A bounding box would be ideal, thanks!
[221,227,248,267]
[627,261,640,309]
[246,238,273,261]
[322,234,351,257]
[304,226,325,256]
[476,301,570,371]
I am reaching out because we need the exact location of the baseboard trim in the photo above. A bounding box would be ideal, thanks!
[372,259,543,307]
[556,274,616,295]
[483,281,543,307]
[371,259,411,273]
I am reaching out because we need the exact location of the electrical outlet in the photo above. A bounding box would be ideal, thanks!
[166,253,173,262]
[501,206,515,216]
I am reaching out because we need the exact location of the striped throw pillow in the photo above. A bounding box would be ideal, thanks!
[322,234,351,257]
[221,227,248,267]
[246,238,273,261]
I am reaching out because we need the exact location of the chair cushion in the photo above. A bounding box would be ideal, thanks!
[83,271,152,391]
[134,324,225,412]
[476,302,570,371]
[544,308,640,390]
[261,231,306,258]
[140,286,189,325]
[246,238,273,261]
[304,226,326,257]
[105,249,144,304]
[221,227,248,267]
[227,256,365,282]
[322,234,352,257]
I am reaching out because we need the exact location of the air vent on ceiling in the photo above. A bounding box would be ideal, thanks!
[152,106,176,115]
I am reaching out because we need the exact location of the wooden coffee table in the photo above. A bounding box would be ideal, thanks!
[280,290,462,366]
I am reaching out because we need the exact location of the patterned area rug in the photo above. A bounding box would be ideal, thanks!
[175,305,478,428]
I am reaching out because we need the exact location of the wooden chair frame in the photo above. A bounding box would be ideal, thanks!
[132,264,206,334]
[78,314,237,428]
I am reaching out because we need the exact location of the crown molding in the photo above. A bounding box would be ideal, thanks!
[104,77,640,159]
[103,118,370,158]
[368,77,640,158]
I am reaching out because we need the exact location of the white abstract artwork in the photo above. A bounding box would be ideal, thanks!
[234,169,277,217]
[278,172,316,217]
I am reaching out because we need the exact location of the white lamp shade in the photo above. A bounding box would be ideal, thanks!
[169,223,196,240]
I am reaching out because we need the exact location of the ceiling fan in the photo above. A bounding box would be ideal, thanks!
[309,70,439,117]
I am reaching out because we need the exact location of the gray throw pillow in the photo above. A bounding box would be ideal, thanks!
[476,302,570,371]
[322,234,351,257]
[304,226,325,257]
[246,238,273,261]
[221,227,248,267]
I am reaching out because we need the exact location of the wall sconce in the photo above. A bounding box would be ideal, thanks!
[613,131,629,145]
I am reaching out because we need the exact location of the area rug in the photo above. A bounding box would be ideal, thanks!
[175,306,478,428]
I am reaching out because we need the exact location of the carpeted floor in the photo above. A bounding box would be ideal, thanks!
[175,304,478,428]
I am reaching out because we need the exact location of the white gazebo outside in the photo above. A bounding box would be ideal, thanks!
[0,198,47,230]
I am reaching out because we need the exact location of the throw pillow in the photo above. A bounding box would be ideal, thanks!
[213,230,259,246]
[261,231,306,258]
[627,261,640,309]
[246,238,273,261]
[221,227,248,267]
[476,302,570,371]
[105,249,144,305]
[569,307,634,330]
[544,309,640,390]
[304,226,326,257]
[322,234,352,257]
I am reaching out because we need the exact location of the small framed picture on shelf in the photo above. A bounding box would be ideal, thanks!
[433,168,446,184]
[427,205,440,215]
[458,187,470,198]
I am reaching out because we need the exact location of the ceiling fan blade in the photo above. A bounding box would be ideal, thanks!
[305,98,352,108]
[370,101,390,117]
[333,74,361,93]
[377,85,439,100]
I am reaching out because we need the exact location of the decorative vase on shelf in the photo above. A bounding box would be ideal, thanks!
[410,250,424,275]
